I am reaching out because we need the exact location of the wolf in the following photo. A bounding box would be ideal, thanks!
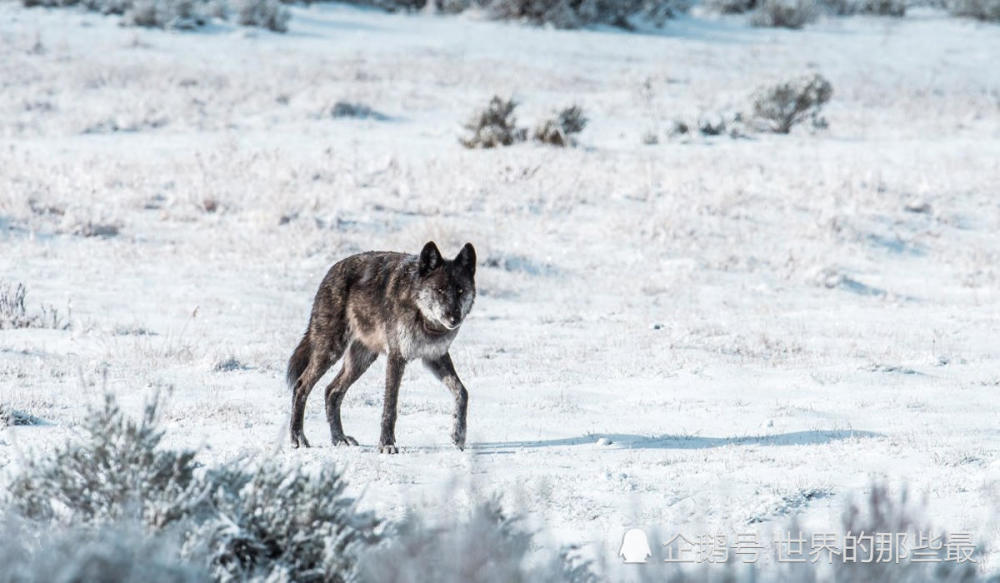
[286,241,476,454]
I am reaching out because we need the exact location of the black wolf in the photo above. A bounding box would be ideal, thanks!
[287,241,476,453]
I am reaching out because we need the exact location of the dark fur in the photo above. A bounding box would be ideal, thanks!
[287,241,476,453]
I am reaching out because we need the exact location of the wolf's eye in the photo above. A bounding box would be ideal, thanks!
[457,288,464,295]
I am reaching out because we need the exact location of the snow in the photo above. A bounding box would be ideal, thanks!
[1,1,999,574]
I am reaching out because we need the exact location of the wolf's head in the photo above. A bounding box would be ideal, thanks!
[414,241,476,332]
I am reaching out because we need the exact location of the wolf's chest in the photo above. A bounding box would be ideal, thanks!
[394,324,455,361]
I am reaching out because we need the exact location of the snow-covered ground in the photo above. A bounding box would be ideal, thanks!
[1,1,998,574]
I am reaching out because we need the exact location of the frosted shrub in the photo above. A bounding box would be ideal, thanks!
[749,0,819,27]
[948,0,1000,19]
[824,0,906,15]
[0,282,32,330]
[3,393,379,582]
[0,281,70,330]
[331,101,389,120]
[190,462,379,582]
[460,96,527,149]
[486,0,689,28]
[21,0,290,31]
[703,0,756,13]
[357,500,598,583]
[828,485,976,583]
[0,405,44,427]
[533,105,587,147]
[0,519,208,583]
[750,73,833,133]
[125,0,205,28]
[487,0,582,28]
[234,0,291,32]
[6,393,200,525]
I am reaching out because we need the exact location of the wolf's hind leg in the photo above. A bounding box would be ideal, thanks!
[325,341,377,446]
[423,353,468,451]
[290,338,340,448]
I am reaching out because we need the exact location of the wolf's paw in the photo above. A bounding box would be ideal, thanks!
[378,443,399,454]
[332,434,359,447]
[291,431,311,449]
[451,430,466,451]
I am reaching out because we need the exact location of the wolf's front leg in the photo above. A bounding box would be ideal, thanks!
[379,355,406,454]
[424,353,468,450]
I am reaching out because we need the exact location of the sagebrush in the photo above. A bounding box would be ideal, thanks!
[749,0,820,28]
[707,0,904,15]
[21,0,289,31]
[0,281,70,330]
[533,105,587,147]
[948,0,1000,19]
[750,73,833,133]
[824,0,906,15]
[4,393,379,582]
[460,96,527,149]
[358,500,598,583]
[486,0,690,28]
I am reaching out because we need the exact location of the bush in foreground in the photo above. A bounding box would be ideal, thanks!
[4,394,379,582]
[0,520,207,583]
[358,501,598,583]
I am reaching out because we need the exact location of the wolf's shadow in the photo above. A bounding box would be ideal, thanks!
[469,429,882,454]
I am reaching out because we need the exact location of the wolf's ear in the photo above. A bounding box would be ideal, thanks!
[419,241,443,276]
[455,242,476,277]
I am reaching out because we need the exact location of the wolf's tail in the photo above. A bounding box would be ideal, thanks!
[287,334,311,390]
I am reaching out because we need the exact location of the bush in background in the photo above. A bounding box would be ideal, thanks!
[533,105,587,147]
[824,0,906,15]
[0,281,70,330]
[0,406,44,427]
[707,0,904,16]
[333,0,690,28]
[948,0,1000,19]
[20,0,289,32]
[234,0,290,32]
[750,73,833,133]
[702,0,756,13]
[124,0,205,29]
[331,101,389,120]
[486,0,690,28]
[460,96,527,149]
[749,0,820,28]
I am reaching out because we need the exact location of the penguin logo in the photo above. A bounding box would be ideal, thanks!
[619,528,652,563]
